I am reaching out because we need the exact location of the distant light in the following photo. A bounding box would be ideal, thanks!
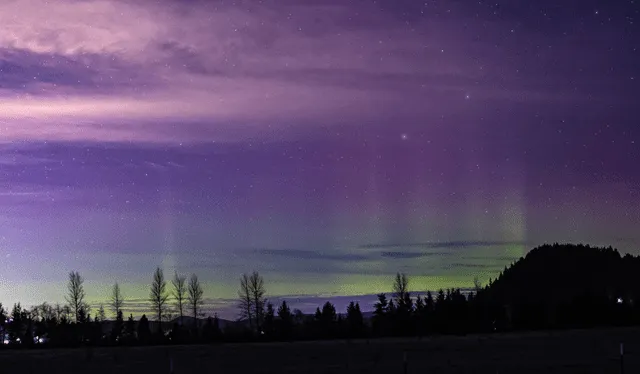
[16,338,20,343]
[618,298,623,304]
[38,338,44,344]
[3,340,8,345]
[400,133,408,140]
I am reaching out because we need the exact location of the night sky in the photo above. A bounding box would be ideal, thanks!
[0,0,639,317]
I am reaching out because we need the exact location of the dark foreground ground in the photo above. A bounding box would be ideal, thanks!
[2,328,639,373]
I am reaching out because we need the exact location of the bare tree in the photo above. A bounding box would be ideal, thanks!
[392,272,410,305]
[66,271,88,323]
[249,271,266,333]
[110,282,124,318]
[149,267,169,332]
[187,274,204,325]
[393,272,409,298]
[172,271,187,325]
[238,273,254,331]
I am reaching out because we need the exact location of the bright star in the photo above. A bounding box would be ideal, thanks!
[401,133,408,140]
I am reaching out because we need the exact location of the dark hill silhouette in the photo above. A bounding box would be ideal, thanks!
[477,243,640,331]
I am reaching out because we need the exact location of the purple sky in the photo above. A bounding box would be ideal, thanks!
[0,0,639,318]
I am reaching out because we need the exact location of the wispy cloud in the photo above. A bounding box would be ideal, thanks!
[252,248,370,262]
[361,240,527,250]
[380,251,450,259]
[0,0,576,144]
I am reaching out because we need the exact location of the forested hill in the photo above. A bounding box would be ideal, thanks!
[477,243,640,330]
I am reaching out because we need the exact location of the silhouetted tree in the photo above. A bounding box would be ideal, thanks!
[249,271,266,334]
[96,305,106,322]
[77,306,87,324]
[172,271,187,325]
[137,314,151,344]
[346,301,365,338]
[393,273,410,309]
[8,303,24,344]
[263,302,275,338]
[91,315,103,344]
[187,274,204,328]
[125,314,135,341]
[390,272,413,335]
[24,313,34,347]
[277,300,293,340]
[315,301,337,338]
[238,273,254,331]
[66,271,88,323]
[3,243,640,348]
[149,267,169,333]
[111,310,124,342]
[110,282,124,318]
[372,293,389,336]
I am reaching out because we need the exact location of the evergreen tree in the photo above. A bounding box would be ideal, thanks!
[137,314,151,344]
[97,305,106,323]
[111,310,124,343]
[316,301,337,338]
[77,307,87,324]
[263,302,275,338]
[8,303,24,344]
[277,300,293,340]
[346,301,364,338]
[321,301,337,323]
[125,314,135,341]
[372,294,389,336]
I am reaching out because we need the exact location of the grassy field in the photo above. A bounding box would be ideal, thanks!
[1,327,639,373]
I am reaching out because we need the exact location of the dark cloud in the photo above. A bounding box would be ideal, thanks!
[361,241,527,250]
[252,249,370,262]
[448,263,506,270]
[380,251,451,259]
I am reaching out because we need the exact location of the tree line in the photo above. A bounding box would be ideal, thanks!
[1,244,639,348]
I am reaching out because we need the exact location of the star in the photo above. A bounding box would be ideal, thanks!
[401,133,408,140]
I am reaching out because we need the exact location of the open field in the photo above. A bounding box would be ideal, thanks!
[2,328,640,373]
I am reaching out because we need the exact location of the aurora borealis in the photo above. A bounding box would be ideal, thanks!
[0,0,638,317]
